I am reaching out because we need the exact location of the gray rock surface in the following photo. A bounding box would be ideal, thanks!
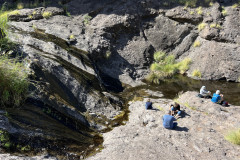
[89,91,240,160]
[0,154,57,160]
[7,1,240,84]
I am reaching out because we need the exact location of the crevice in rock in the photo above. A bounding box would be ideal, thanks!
[167,17,203,25]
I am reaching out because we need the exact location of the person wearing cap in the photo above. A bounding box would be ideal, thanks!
[145,98,153,110]
[199,86,211,98]
[211,90,223,103]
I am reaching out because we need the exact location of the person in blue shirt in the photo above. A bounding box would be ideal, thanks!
[163,113,177,129]
[145,99,152,110]
[170,102,182,118]
[211,90,223,103]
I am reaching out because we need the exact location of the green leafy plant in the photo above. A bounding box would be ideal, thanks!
[225,129,240,145]
[146,51,191,84]
[192,69,201,78]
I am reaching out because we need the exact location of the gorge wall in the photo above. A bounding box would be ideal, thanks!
[0,0,240,158]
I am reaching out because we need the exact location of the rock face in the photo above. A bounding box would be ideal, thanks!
[1,0,240,158]
[89,91,240,160]
[6,0,240,88]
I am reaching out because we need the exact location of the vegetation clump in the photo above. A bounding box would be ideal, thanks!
[232,3,239,9]
[0,130,12,149]
[0,5,30,107]
[192,69,201,78]
[193,40,201,47]
[42,11,52,19]
[198,23,207,31]
[210,23,221,29]
[83,14,92,25]
[146,51,191,84]
[17,3,24,9]
[0,56,30,107]
[196,6,203,15]
[225,129,240,145]
[221,7,227,16]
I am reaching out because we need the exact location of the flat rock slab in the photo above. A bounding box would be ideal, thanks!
[89,91,240,160]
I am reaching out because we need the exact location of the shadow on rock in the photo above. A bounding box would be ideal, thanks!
[175,126,189,132]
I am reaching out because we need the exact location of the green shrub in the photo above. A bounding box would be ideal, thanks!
[0,8,19,52]
[192,69,201,78]
[42,11,52,19]
[177,58,191,74]
[146,51,191,83]
[0,56,30,107]
[225,129,240,145]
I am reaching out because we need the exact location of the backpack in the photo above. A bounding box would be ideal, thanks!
[222,101,229,107]
[197,94,204,98]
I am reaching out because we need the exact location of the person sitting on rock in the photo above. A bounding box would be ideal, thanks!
[211,90,229,106]
[169,102,181,118]
[163,112,177,129]
[211,90,223,104]
[145,98,153,110]
[199,86,212,99]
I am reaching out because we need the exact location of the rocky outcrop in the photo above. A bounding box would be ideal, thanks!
[6,1,240,85]
[89,91,240,160]
[2,0,240,158]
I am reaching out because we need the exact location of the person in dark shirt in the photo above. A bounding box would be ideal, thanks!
[145,98,152,110]
[170,102,181,118]
[163,113,177,129]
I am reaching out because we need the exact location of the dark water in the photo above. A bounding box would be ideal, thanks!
[142,75,240,105]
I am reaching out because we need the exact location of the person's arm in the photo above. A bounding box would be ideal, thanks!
[173,117,176,121]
